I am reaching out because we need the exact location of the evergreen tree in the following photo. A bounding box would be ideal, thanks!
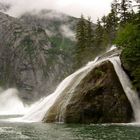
[75,15,96,68]
[118,0,133,24]
[95,19,104,48]
[101,15,107,29]
[85,17,94,48]
[112,0,120,14]
[135,0,140,12]
[75,14,87,67]
[76,14,86,49]
[101,16,110,46]
[105,3,119,42]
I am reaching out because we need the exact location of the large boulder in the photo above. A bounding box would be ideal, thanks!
[43,61,133,123]
[121,49,140,95]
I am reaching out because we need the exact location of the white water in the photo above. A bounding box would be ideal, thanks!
[20,54,140,122]
[20,56,101,122]
[0,88,29,115]
[110,57,140,122]
[1,47,140,123]
[107,45,117,52]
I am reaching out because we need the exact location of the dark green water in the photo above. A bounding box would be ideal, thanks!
[0,121,140,140]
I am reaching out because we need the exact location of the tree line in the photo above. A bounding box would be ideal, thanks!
[75,0,140,92]
[76,0,139,50]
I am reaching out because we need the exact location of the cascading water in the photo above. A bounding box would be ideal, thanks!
[1,47,140,123]
[20,56,101,122]
[0,88,29,115]
[110,57,140,122]
[19,53,140,123]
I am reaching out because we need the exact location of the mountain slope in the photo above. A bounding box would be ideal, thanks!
[0,9,98,102]
[0,12,51,101]
[20,10,78,50]
[0,11,77,102]
[19,9,98,70]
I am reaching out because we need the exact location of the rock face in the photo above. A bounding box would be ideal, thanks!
[43,61,133,123]
[0,11,82,102]
[0,12,51,101]
[0,11,97,101]
[20,10,78,49]
[0,11,80,102]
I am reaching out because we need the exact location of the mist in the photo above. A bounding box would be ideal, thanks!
[0,0,112,22]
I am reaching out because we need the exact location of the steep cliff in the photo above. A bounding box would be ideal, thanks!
[20,10,78,49]
[0,12,51,101]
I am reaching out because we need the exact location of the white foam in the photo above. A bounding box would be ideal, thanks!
[0,88,29,115]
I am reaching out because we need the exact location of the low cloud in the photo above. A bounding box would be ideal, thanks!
[60,25,75,41]
[0,0,112,22]
[45,29,56,37]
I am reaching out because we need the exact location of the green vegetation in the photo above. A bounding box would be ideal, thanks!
[74,15,105,68]
[74,1,120,68]
[109,0,140,92]
[75,0,140,92]
[94,68,105,77]
[115,12,140,92]
[75,0,140,91]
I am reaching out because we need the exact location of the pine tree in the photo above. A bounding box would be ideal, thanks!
[85,17,94,48]
[101,15,107,29]
[105,2,119,42]
[118,0,133,24]
[76,14,86,49]
[95,19,104,48]
[135,0,140,12]
[75,15,95,68]
[75,14,87,67]
[112,0,120,14]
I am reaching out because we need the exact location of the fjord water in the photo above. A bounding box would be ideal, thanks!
[1,121,140,140]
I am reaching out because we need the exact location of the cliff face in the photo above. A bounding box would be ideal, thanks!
[0,11,80,102]
[43,61,133,123]
[0,10,100,102]
[0,12,51,101]
[20,10,97,69]
[20,10,78,50]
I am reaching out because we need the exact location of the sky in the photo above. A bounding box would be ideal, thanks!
[0,0,113,22]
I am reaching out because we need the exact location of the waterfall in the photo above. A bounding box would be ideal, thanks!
[21,55,140,123]
[1,47,140,123]
[8,54,139,123]
[0,88,29,115]
[109,57,140,122]
[20,56,101,122]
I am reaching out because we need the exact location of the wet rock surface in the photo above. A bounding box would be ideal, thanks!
[44,61,133,123]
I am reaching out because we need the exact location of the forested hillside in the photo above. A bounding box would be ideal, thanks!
[75,0,140,92]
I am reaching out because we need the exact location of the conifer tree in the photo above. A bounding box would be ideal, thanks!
[135,0,140,12]
[95,19,104,48]
[75,14,87,67]
[76,14,86,49]
[105,2,119,42]
[118,0,133,24]
[85,17,94,48]
[101,16,107,29]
